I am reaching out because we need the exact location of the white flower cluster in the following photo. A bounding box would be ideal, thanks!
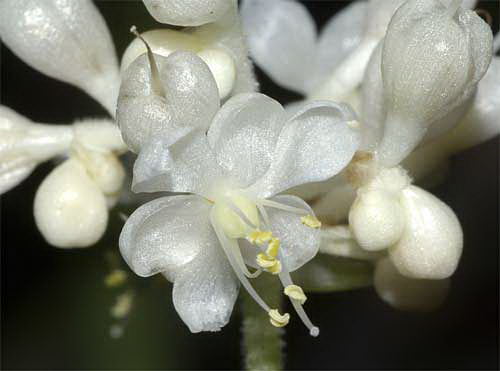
[0,0,498,334]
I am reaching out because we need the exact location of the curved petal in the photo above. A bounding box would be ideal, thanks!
[132,131,223,197]
[117,51,219,153]
[310,1,367,92]
[171,238,239,333]
[241,0,316,94]
[207,93,285,187]
[242,195,320,272]
[249,101,361,197]
[119,195,214,278]
[0,0,119,115]
[143,0,232,26]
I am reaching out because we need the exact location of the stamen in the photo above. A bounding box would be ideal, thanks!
[277,255,320,337]
[301,214,322,229]
[248,230,272,245]
[284,285,307,305]
[266,238,280,258]
[228,237,262,278]
[130,25,165,97]
[210,210,272,313]
[256,253,282,274]
[104,269,127,288]
[258,199,309,215]
[268,309,290,328]
[257,203,271,228]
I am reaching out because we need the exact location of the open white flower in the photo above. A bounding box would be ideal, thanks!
[120,92,361,334]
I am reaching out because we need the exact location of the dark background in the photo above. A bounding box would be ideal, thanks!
[1,1,499,369]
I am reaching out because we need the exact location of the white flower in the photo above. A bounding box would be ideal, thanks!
[119,92,361,334]
[0,0,120,115]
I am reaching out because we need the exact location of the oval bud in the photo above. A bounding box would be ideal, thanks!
[377,0,493,166]
[349,188,405,251]
[34,158,108,248]
[0,0,120,115]
[117,51,219,153]
[389,185,463,279]
[121,30,236,99]
[374,257,450,311]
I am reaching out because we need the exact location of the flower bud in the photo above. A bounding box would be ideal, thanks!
[34,158,108,248]
[0,106,72,194]
[142,0,232,26]
[377,0,493,166]
[0,0,120,115]
[374,257,450,311]
[117,50,219,153]
[121,30,236,99]
[349,188,405,251]
[389,185,463,279]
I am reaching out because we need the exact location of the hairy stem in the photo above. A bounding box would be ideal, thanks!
[241,274,284,371]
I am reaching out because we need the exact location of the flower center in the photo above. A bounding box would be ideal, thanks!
[209,191,321,337]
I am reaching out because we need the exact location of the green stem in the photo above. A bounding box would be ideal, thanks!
[241,274,284,371]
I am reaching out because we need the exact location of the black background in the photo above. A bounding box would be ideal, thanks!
[1,1,499,369]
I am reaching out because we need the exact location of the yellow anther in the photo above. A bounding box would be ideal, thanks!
[248,230,272,245]
[301,214,322,229]
[268,309,290,328]
[266,238,280,258]
[104,269,127,288]
[256,253,276,269]
[110,292,133,319]
[284,284,307,305]
[267,260,282,275]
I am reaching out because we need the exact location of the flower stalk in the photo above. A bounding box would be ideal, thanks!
[241,274,284,371]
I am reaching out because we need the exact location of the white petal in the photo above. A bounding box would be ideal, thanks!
[241,0,316,94]
[171,239,238,333]
[119,195,214,278]
[132,132,223,197]
[117,51,219,153]
[207,93,285,187]
[375,257,450,312]
[310,1,367,92]
[266,195,320,271]
[320,225,383,261]
[0,106,73,194]
[0,0,120,115]
[402,57,500,183]
[143,0,232,26]
[449,56,500,152]
[241,195,320,272]
[249,101,361,197]
[360,41,385,151]
[389,185,463,279]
